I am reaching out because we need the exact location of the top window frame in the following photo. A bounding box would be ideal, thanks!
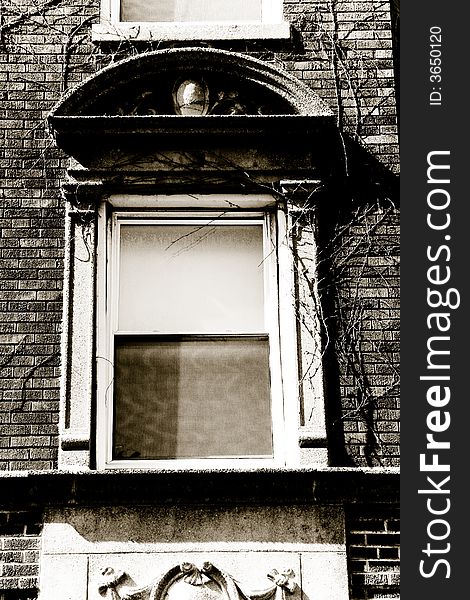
[93,0,290,42]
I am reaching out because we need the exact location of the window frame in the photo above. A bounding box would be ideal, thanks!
[93,0,289,42]
[95,195,299,470]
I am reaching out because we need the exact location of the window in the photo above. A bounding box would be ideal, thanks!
[121,0,263,23]
[93,0,289,41]
[52,50,331,471]
[96,197,294,469]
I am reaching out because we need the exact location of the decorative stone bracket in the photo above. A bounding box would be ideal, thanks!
[98,563,298,600]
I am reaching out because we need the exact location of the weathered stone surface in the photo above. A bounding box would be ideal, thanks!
[42,505,346,554]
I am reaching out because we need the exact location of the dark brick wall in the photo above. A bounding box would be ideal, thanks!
[0,0,76,470]
[346,504,400,599]
[333,206,400,466]
[0,511,41,593]
[0,0,399,470]
[0,200,63,470]
[283,0,399,171]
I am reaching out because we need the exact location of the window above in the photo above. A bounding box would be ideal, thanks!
[121,0,263,23]
[93,0,290,42]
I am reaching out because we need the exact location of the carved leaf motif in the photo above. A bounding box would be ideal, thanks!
[266,569,297,594]
[98,567,126,599]
[180,563,206,586]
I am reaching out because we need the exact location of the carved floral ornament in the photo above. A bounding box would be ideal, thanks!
[98,562,297,600]
[112,75,293,117]
[50,49,334,119]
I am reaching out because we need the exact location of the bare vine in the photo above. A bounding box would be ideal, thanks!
[326,201,399,465]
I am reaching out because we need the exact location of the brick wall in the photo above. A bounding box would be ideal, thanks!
[0,199,63,470]
[282,0,399,172]
[0,0,399,470]
[0,0,81,470]
[346,504,400,600]
[333,205,400,466]
[0,511,41,595]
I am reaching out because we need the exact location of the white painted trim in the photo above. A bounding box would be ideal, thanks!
[264,211,285,466]
[91,21,290,42]
[263,0,284,24]
[95,202,112,470]
[276,206,301,467]
[108,194,277,210]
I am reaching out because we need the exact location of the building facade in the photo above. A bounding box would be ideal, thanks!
[0,1,399,599]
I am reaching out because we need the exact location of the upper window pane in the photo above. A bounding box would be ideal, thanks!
[118,222,265,332]
[121,0,262,23]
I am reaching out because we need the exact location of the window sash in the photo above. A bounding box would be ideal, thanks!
[115,218,267,334]
[97,209,286,469]
[112,334,273,460]
[108,0,282,24]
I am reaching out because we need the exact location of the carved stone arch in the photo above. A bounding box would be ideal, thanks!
[50,47,333,118]
[149,563,242,600]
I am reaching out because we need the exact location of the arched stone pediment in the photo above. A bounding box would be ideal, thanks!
[48,47,337,176]
[51,47,332,118]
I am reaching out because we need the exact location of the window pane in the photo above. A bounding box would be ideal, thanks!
[118,223,265,332]
[113,336,273,459]
[121,0,262,23]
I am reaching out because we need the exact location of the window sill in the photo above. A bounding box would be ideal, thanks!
[0,467,400,506]
[91,21,291,42]
[100,458,286,471]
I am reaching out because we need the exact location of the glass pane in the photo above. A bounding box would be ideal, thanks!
[113,336,273,459]
[121,0,262,23]
[118,223,265,332]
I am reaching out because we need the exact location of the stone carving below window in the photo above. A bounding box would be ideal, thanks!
[97,563,297,600]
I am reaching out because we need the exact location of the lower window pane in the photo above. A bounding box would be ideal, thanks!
[113,336,273,460]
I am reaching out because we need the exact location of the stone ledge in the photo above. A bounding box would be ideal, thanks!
[91,22,292,43]
[49,115,336,157]
[0,468,399,508]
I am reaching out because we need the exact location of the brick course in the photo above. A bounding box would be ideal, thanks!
[346,504,400,599]
[0,512,41,593]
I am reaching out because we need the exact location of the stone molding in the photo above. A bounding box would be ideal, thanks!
[49,48,333,119]
[0,468,400,508]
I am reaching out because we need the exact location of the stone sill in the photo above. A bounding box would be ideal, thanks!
[0,467,399,508]
[91,22,291,42]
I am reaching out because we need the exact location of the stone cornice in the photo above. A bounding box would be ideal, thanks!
[0,467,399,508]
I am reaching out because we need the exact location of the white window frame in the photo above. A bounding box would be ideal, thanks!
[95,194,299,470]
[93,0,289,42]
